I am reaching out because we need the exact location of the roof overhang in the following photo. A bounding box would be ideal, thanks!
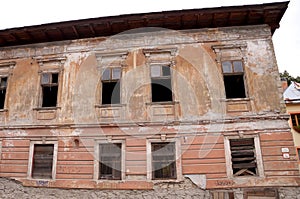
[0,1,289,47]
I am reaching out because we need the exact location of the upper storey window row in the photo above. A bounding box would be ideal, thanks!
[1,45,251,111]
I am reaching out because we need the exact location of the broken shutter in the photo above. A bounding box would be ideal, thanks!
[230,138,257,176]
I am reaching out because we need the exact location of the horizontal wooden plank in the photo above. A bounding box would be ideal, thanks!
[182,164,226,174]
[188,136,224,145]
[56,173,93,179]
[126,152,146,161]
[206,173,228,179]
[0,172,27,178]
[261,147,296,156]
[182,158,225,165]
[182,143,224,150]
[182,149,225,159]
[56,165,94,174]
[126,160,146,167]
[57,147,93,153]
[2,139,30,147]
[0,159,28,165]
[126,139,146,147]
[126,146,146,152]
[265,170,300,176]
[57,152,94,161]
[2,147,29,152]
[232,162,256,169]
[260,140,294,147]
[57,160,94,165]
[126,165,146,174]
[264,161,298,171]
[260,132,293,141]
[1,152,29,160]
[263,155,289,161]
[0,165,28,173]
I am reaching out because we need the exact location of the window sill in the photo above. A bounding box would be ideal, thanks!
[33,107,61,111]
[0,109,8,112]
[95,104,126,108]
[231,175,264,180]
[220,98,252,102]
[146,101,179,106]
[221,98,252,113]
[151,178,183,183]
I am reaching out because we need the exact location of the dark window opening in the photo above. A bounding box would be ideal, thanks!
[230,138,257,177]
[297,148,300,160]
[222,61,246,99]
[151,65,173,102]
[41,73,59,107]
[0,77,7,109]
[32,144,54,179]
[152,142,176,180]
[291,114,300,127]
[102,82,120,104]
[42,86,58,107]
[99,143,122,180]
[101,68,121,105]
[224,75,246,98]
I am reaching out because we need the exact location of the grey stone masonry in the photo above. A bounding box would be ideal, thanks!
[1,177,300,199]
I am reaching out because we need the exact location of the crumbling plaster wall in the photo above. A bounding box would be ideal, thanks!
[0,24,285,126]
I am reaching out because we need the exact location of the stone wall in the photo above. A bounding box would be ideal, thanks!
[1,177,300,199]
[0,177,211,199]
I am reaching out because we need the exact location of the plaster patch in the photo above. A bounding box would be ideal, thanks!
[4,130,27,137]
[185,175,206,189]
[72,129,83,136]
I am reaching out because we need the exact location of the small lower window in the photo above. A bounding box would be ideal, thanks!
[99,143,122,180]
[152,142,176,180]
[32,144,54,179]
[230,138,257,176]
[0,77,8,109]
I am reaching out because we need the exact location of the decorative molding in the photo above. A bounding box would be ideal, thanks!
[212,43,247,63]
[0,61,16,76]
[143,47,177,67]
[95,51,128,70]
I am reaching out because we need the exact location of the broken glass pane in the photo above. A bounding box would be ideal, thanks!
[222,61,232,73]
[151,65,161,77]
[102,68,110,80]
[41,73,50,84]
[112,68,121,80]
[162,66,171,76]
[0,77,7,88]
[233,61,243,72]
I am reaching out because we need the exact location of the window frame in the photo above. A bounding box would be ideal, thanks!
[224,135,264,179]
[27,141,58,180]
[146,139,182,181]
[40,72,60,108]
[150,64,173,103]
[0,75,8,110]
[290,113,300,127]
[101,67,122,105]
[94,140,125,181]
[296,147,300,163]
[221,60,248,99]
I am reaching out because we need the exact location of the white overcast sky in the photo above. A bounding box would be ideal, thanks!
[0,0,299,76]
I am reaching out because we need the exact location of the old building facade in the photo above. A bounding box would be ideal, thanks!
[0,1,299,198]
